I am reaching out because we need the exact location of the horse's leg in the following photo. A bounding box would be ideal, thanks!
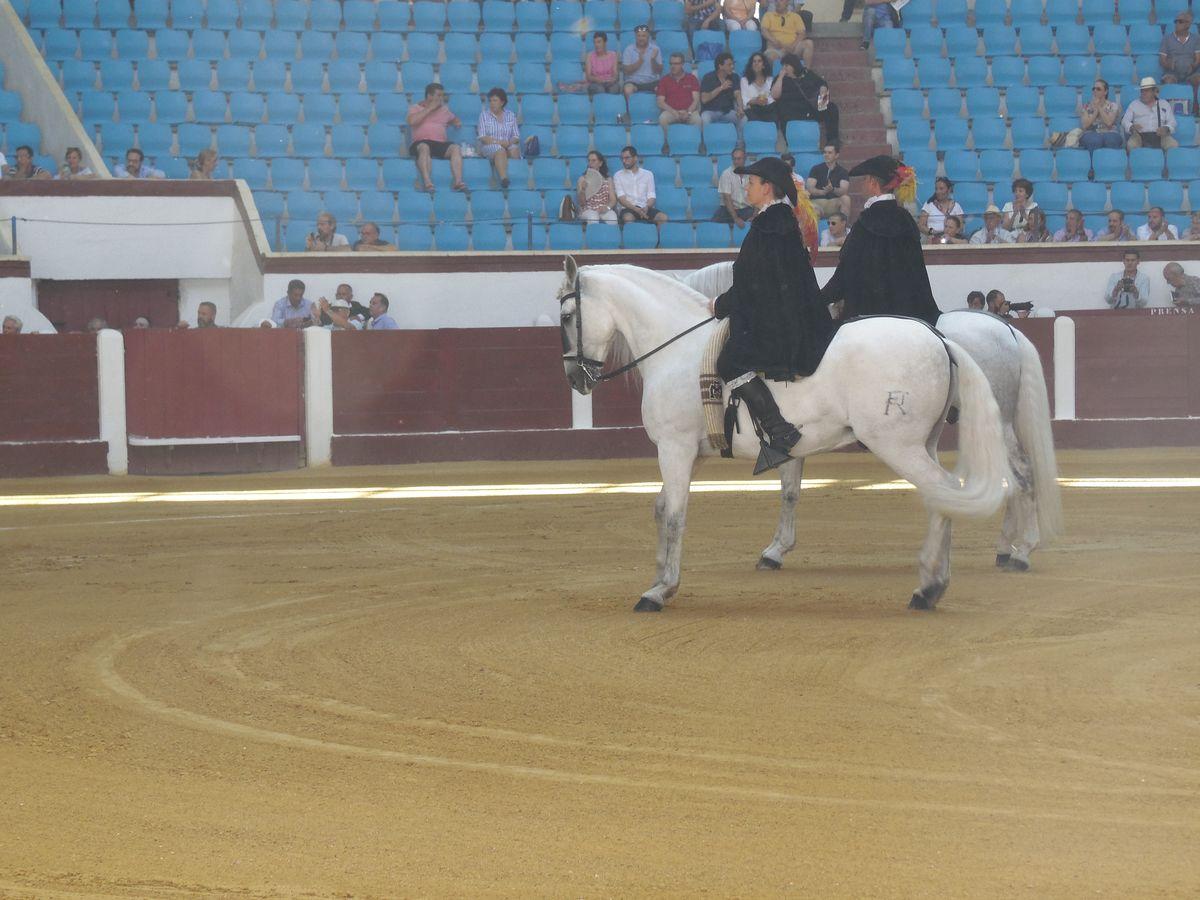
[635,441,696,612]
[910,510,952,610]
[758,456,804,571]
[998,432,1038,572]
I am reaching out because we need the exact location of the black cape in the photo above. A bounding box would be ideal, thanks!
[713,203,835,381]
[818,198,942,326]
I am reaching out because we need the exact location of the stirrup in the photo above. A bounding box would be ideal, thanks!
[753,441,793,475]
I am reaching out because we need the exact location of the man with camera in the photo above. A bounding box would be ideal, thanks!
[1104,250,1151,309]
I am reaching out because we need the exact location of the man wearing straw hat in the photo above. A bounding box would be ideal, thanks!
[1122,76,1179,150]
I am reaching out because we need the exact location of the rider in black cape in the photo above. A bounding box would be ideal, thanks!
[819,155,942,327]
[710,156,836,474]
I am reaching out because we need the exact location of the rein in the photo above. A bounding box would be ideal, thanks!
[560,275,714,385]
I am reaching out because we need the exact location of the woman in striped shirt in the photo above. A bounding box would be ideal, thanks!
[477,87,522,188]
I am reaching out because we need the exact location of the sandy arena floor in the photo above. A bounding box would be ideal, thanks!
[0,448,1197,898]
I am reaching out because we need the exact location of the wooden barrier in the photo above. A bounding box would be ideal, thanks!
[123,328,304,474]
[0,334,107,476]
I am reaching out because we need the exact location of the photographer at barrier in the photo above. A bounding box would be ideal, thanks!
[1105,250,1151,309]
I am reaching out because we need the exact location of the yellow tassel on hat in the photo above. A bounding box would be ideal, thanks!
[893,164,917,205]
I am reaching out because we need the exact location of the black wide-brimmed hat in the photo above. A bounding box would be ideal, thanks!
[734,156,798,206]
[848,154,900,182]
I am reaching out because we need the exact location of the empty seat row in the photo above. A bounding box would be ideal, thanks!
[891,84,1195,121]
[939,147,1200,183]
[882,54,1164,90]
[896,113,1198,152]
[875,22,1184,60]
[896,0,1179,28]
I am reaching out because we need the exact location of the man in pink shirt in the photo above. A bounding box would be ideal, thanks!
[406,82,466,192]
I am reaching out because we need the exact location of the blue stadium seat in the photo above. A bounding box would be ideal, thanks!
[396,224,434,250]
[1166,148,1200,182]
[507,189,544,220]
[365,125,400,158]
[585,223,621,250]
[904,0,934,22]
[1109,181,1146,212]
[989,57,1025,88]
[934,118,969,149]
[918,58,953,89]
[690,185,718,217]
[1062,56,1097,87]
[291,123,327,157]
[979,150,1014,182]
[252,124,288,157]
[371,32,404,62]
[1134,53,1162,82]
[343,0,377,31]
[266,92,301,124]
[785,120,819,150]
[234,157,269,189]
[328,60,362,93]
[380,158,416,191]
[134,60,169,92]
[1092,23,1128,55]
[80,91,115,124]
[984,24,1021,55]
[641,155,676,187]
[943,149,979,182]
[193,91,227,123]
[550,58,584,86]
[300,32,334,61]
[555,125,590,157]
[548,222,585,250]
[216,60,251,92]
[477,62,512,94]
[1099,56,1135,86]
[133,0,168,29]
[405,33,439,66]
[472,224,509,251]
[1054,149,1091,181]
[908,25,944,58]
[532,157,570,189]
[955,182,989,215]
[903,149,938,188]
[1043,86,1079,116]
[1004,86,1040,117]
[589,93,623,127]
[438,63,474,93]
[667,123,701,155]
[177,123,213,156]
[155,93,187,123]
[551,1,584,30]
[1027,57,1062,87]
[514,63,548,94]
[1070,181,1108,213]
[226,31,263,61]
[397,190,434,222]
[631,122,664,153]
[154,29,190,61]
[303,94,336,124]
[216,124,250,156]
[1018,148,1054,181]
[321,189,359,223]
[115,29,150,59]
[1045,0,1081,26]
[1129,148,1165,181]
[96,0,130,28]
[882,58,917,90]
[586,0,619,30]
[622,221,659,249]
[137,122,173,156]
[99,121,136,154]
[654,185,688,219]
[310,0,341,31]
[503,158,531,189]
[743,121,777,155]
[944,24,979,57]
[365,62,399,94]
[937,0,969,25]
[1053,23,1090,55]
[356,191,393,224]
[628,92,659,124]
[376,0,409,29]
[163,156,195,179]
[592,124,627,158]
[274,0,307,30]
[100,59,134,91]
[695,221,731,248]
[555,94,591,126]
[701,121,736,157]
[444,0,479,30]
[927,88,963,119]
[1016,24,1053,55]
[444,32,479,65]
[339,95,371,127]
[516,0,549,30]
[469,190,505,222]
[62,60,97,92]
[1010,118,1045,148]
[291,61,326,93]
[331,127,365,157]
[890,89,925,120]
[1080,0,1114,23]
[29,0,63,28]
[964,86,1000,119]
[952,55,989,87]
[117,91,151,123]
[283,224,311,252]
[679,154,713,186]
[253,190,284,221]
[1033,180,1066,214]
[1148,180,1183,211]
[205,0,238,29]
[897,116,933,150]
[434,224,469,251]
[174,60,210,92]
[651,0,685,29]
[335,32,369,60]
[872,28,907,59]
[229,92,264,124]
[343,158,378,192]
[481,0,516,31]
[1128,23,1163,56]
[656,222,693,248]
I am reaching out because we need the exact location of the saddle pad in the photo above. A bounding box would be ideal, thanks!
[701,318,731,451]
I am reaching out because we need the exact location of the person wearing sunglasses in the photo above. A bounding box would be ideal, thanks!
[1158,11,1200,105]
[1079,79,1123,154]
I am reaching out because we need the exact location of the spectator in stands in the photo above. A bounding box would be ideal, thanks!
[970,205,1016,244]
[622,25,664,99]
[585,32,621,95]
[1163,262,1200,307]
[700,53,746,138]
[986,289,1011,317]
[918,177,964,242]
[188,148,218,180]
[1159,10,1200,104]
[272,279,316,328]
[1054,208,1093,242]
[860,0,899,51]
[305,212,351,252]
[315,296,359,331]
[821,212,850,248]
[722,0,759,31]
[6,146,51,180]
[684,0,722,38]
[1093,209,1136,242]
[114,148,164,179]
[715,148,756,227]
[1137,206,1179,241]
[577,151,619,225]
[3,315,22,334]
[614,145,667,225]
[354,222,396,251]
[86,317,108,333]
[1183,210,1200,241]
[771,54,840,145]
[936,214,969,245]
[57,146,94,180]
[806,143,851,220]
[1123,77,1179,150]
[740,53,776,123]
[1016,207,1053,243]
[408,83,466,193]
[762,0,813,69]
[367,293,399,330]
[1078,79,1124,154]
[477,88,521,188]
[132,316,150,329]
[177,301,217,328]
[657,53,702,139]
[1001,179,1038,233]
[966,291,985,310]
[1105,250,1149,308]
[258,319,276,328]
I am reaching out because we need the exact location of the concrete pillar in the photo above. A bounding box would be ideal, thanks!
[304,328,333,466]
[1053,315,1076,421]
[95,329,127,475]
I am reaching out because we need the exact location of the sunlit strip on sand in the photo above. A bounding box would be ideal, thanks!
[0,477,1195,509]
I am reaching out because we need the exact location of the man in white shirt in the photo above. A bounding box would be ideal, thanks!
[305,211,351,252]
[1122,77,1179,150]
[1136,205,1179,241]
[968,205,1016,244]
[1104,250,1151,309]
[613,145,667,225]
[114,148,165,179]
[714,148,755,227]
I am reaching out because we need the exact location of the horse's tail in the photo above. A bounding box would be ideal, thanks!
[1013,329,1063,544]
[924,340,1013,520]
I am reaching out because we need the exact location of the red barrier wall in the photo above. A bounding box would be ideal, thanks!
[124,329,304,439]
[1072,310,1200,419]
[331,328,571,434]
[0,334,107,476]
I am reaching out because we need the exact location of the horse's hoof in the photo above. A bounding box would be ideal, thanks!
[908,591,931,610]
[756,556,782,571]
[634,597,664,612]
[995,553,1011,567]
[1002,557,1030,572]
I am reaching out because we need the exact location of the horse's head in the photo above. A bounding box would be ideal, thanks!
[559,255,616,395]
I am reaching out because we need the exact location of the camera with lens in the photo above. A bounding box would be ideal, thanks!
[1008,301,1034,312]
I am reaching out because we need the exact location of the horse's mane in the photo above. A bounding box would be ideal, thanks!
[582,263,712,313]
[679,261,735,300]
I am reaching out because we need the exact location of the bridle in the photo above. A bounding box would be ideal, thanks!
[559,273,714,389]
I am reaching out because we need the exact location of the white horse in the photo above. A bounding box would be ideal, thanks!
[559,258,1012,612]
[683,261,1063,571]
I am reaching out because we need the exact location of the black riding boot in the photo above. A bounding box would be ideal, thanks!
[735,378,800,474]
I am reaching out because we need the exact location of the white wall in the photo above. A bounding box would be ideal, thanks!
[0,273,55,332]
[179,279,234,326]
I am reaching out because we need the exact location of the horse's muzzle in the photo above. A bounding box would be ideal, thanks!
[563,359,592,395]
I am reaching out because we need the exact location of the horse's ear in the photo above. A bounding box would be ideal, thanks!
[563,255,579,283]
